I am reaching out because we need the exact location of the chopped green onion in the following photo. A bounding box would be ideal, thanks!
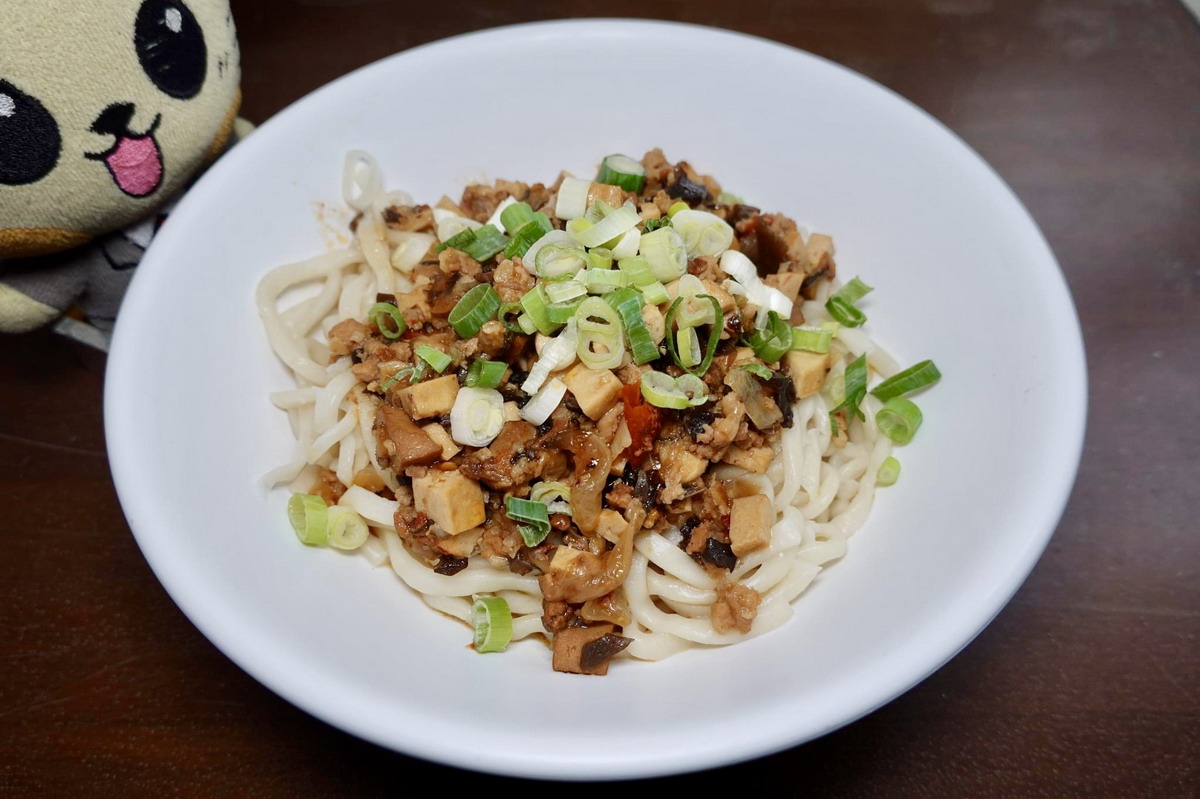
[671,210,733,257]
[458,224,508,262]
[664,294,722,376]
[497,301,524,334]
[465,357,507,389]
[471,595,513,653]
[832,277,874,305]
[791,325,833,354]
[587,247,614,270]
[415,345,452,373]
[327,506,369,550]
[555,177,592,220]
[287,494,329,546]
[517,313,538,335]
[499,202,535,234]
[644,216,672,233]
[876,456,901,487]
[567,217,593,238]
[604,287,659,364]
[746,310,793,363]
[618,255,656,287]
[506,495,550,531]
[547,298,585,324]
[640,370,690,409]
[530,481,572,515]
[716,192,744,205]
[535,243,589,281]
[520,285,560,336]
[575,297,625,370]
[740,363,773,380]
[503,220,547,259]
[608,227,641,258]
[596,153,646,193]
[436,227,475,253]
[825,277,873,328]
[448,283,500,338]
[571,202,641,249]
[519,377,567,425]
[545,279,587,303]
[870,360,942,401]
[677,327,701,368]
[584,268,632,294]
[877,397,923,444]
[674,275,718,328]
[450,386,505,447]
[676,373,710,406]
[826,296,866,328]
[667,201,689,217]
[368,302,407,339]
[640,281,669,306]
[831,354,868,422]
[379,367,416,392]
[640,227,688,282]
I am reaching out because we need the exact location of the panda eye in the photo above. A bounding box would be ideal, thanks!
[135,0,207,99]
[0,80,61,186]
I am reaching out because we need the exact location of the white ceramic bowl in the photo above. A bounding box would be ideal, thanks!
[106,20,1086,780]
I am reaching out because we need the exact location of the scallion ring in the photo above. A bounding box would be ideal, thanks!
[414,345,452,373]
[448,283,500,339]
[596,153,646,193]
[471,595,513,653]
[367,302,407,340]
[287,493,329,546]
[326,506,369,550]
[640,370,690,409]
[870,360,942,401]
[876,397,923,444]
[575,297,625,370]
[876,456,901,487]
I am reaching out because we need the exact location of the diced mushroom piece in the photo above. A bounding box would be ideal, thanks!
[376,405,443,469]
[784,350,831,399]
[552,622,631,676]
[595,509,628,545]
[562,364,623,420]
[721,444,774,474]
[397,375,460,420]
[421,422,461,460]
[729,493,773,557]
[327,319,369,356]
[412,470,486,535]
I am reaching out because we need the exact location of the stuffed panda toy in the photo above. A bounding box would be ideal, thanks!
[0,0,244,345]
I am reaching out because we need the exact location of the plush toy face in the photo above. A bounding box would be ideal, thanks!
[0,0,240,257]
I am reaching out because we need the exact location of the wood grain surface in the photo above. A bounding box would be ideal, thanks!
[2,1,1197,795]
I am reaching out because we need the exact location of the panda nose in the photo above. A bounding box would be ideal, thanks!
[91,102,135,136]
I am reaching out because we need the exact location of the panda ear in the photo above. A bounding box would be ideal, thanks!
[135,0,208,100]
[0,80,62,186]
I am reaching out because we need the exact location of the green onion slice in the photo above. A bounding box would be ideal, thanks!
[716,191,744,205]
[604,287,659,365]
[640,370,690,409]
[465,357,507,389]
[575,297,625,370]
[471,595,513,653]
[516,313,538,336]
[667,201,689,217]
[640,281,669,306]
[287,494,329,546]
[832,277,874,305]
[327,506,369,550]
[585,268,632,294]
[499,202,535,234]
[448,283,500,339]
[596,153,646,193]
[547,298,585,324]
[877,397,923,444]
[740,363,773,380]
[617,255,656,287]
[415,345,452,373]
[791,325,833,354]
[368,302,407,339]
[664,294,722,376]
[676,373,709,406]
[639,227,687,282]
[644,216,672,233]
[876,456,901,487]
[380,367,416,392]
[503,220,547,259]
[870,360,942,401]
[545,279,587,303]
[520,285,561,336]
[530,481,572,515]
[587,248,614,270]
[671,210,734,257]
[571,202,641,249]
[497,301,524,334]
[826,297,866,328]
[436,227,475,253]
[746,310,793,363]
[830,354,869,422]
[460,224,509,262]
[677,327,701,368]
[505,496,551,547]
[535,243,589,281]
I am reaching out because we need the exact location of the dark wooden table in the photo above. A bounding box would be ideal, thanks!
[3,1,1197,794]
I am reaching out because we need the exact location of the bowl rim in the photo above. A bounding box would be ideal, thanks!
[105,18,1088,780]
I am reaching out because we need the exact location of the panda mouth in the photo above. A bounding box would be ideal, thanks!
[85,103,164,198]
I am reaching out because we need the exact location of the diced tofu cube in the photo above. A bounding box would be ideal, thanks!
[421,422,460,460]
[397,375,459,420]
[552,623,619,676]
[437,527,482,558]
[562,364,623,420]
[784,350,831,399]
[641,303,665,344]
[764,272,806,305]
[721,444,774,474]
[502,401,522,422]
[658,440,708,485]
[549,544,589,574]
[412,469,486,535]
[596,509,628,545]
[730,493,773,557]
[806,234,835,283]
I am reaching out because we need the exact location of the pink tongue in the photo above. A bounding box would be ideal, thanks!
[105,135,163,197]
